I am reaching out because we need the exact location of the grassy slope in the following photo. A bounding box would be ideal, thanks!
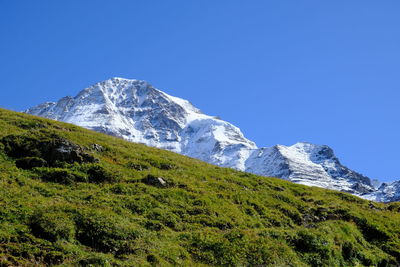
[0,108,399,267]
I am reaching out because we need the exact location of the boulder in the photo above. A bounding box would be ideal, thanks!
[44,138,99,165]
[141,175,168,188]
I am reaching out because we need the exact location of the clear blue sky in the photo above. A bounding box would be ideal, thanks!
[1,1,399,182]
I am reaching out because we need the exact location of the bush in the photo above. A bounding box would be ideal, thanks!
[125,195,160,214]
[144,158,176,170]
[182,229,300,266]
[355,217,391,242]
[341,241,358,262]
[85,164,120,183]
[34,165,120,184]
[126,161,150,171]
[33,165,120,184]
[43,250,66,266]
[293,230,326,253]
[1,134,42,158]
[146,208,180,229]
[78,254,113,267]
[30,210,76,242]
[292,230,331,263]
[387,203,400,212]
[15,157,47,169]
[75,209,141,253]
[146,254,159,264]
[183,230,238,265]
[34,167,88,184]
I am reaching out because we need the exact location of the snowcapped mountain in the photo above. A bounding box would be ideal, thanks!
[25,77,399,202]
[245,142,375,195]
[364,181,400,203]
[25,78,256,170]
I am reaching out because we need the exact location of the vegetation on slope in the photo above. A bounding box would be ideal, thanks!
[0,108,399,266]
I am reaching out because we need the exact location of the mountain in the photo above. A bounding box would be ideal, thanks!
[25,77,399,202]
[25,78,256,171]
[245,142,375,195]
[1,108,399,266]
[364,181,400,203]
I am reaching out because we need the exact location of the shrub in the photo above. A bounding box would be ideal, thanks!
[110,183,136,195]
[75,209,141,253]
[14,120,47,130]
[182,229,301,266]
[1,134,42,158]
[78,254,113,267]
[355,217,391,242]
[126,161,150,171]
[387,203,400,212]
[15,157,47,169]
[278,204,302,224]
[144,220,164,231]
[144,157,176,170]
[34,167,88,184]
[85,164,120,183]
[146,208,180,229]
[125,195,160,214]
[43,250,66,266]
[341,241,356,261]
[183,230,236,265]
[34,165,119,184]
[30,210,76,242]
[292,230,331,263]
[146,254,159,264]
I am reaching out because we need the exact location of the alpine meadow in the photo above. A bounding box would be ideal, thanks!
[0,109,399,266]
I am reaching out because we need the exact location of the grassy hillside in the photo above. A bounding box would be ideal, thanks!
[0,108,399,267]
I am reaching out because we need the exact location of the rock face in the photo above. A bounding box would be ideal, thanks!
[25,77,399,202]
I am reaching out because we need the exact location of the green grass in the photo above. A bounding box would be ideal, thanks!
[0,108,399,266]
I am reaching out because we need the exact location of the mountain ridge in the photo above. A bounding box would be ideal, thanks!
[25,77,399,202]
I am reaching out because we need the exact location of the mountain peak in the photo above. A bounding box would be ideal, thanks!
[84,77,204,117]
[26,78,256,169]
[85,77,152,96]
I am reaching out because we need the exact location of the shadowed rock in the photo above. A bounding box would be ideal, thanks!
[141,175,168,188]
[1,132,98,168]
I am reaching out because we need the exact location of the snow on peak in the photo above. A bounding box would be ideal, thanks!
[363,180,400,202]
[245,142,375,196]
[26,78,256,168]
[25,78,398,202]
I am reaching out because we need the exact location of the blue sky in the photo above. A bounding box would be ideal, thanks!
[0,1,399,182]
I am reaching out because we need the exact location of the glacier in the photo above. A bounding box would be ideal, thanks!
[25,77,399,202]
